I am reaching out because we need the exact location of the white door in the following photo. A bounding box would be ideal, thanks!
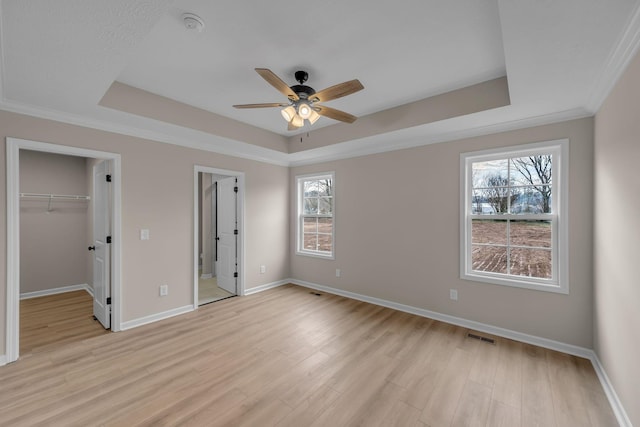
[215,177,237,294]
[92,160,111,329]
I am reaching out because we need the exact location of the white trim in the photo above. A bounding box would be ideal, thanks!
[200,273,213,280]
[295,172,336,259]
[20,284,91,300]
[459,139,569,294]
[289,279,591,358]
[287,279,630,427]
[243,279,289,296]
[0,354,7,367]
[586,1,640,113]
[5,139,19,363]
[589,353,633,427]
[84,286,94,298]
[0,97,590,169]
[5,137,123,364]
[287,108,591,167]
[193,166,246,307]
[0,98,291,167]
[120,305,194,331]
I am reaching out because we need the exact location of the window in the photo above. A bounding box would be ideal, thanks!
[460,140,568,293]
[296,172,335,258]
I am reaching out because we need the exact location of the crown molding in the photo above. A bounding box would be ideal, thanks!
[586,1,640,113]
[0,96,592,169]
[287,107,591,167]
[0,99,291,166]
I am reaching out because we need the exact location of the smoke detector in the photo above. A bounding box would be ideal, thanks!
[182,13,205,32]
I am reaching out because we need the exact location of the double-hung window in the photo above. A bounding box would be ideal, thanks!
[296,172,335,258]
[460,140,568,293]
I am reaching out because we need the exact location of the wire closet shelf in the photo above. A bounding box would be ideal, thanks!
[20,192,91,212]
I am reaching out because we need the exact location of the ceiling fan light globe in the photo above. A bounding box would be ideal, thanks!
[281,106,296,122]
[308,109,320,124]
[291,114,304,128]
[298,102,312,119]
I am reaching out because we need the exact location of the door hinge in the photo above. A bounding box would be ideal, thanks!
[233,272,238,278]
[106,236,112,244]
[106,174,112,182]
[234,229,238,235]
[234,186,238,193]
[106,297,111,305]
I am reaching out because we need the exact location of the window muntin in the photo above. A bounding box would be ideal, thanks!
[461,141,568,293]
[297,173,334,258]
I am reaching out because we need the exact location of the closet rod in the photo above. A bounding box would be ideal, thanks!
[19,193,91,200]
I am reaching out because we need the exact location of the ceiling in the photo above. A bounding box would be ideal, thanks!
[1,0,639,166]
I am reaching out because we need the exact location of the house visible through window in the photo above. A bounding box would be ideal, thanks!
[460,140,568,293]
[296,172,334,258]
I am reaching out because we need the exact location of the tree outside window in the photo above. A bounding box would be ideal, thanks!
[461,141,568,293]
[297,173,334,258]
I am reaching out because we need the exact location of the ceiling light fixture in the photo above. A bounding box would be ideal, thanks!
[233,68,364,131]
[297,101,312,119]
[289,114,304,128]
[308,109,320,124]
[280,105,296,122]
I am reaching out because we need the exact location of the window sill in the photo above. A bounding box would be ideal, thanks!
[461,271,568,294]
[296,250,335,260]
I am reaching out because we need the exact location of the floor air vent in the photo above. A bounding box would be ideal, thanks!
[309,291,322,296]
[467,332,496,345]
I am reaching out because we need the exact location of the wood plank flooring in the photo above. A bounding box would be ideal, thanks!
[2,284,617,426]
[199,276,235,305]
[19,290,110,356]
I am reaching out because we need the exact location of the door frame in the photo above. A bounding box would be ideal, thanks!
[6,137,122,364]
[193,166,245,306]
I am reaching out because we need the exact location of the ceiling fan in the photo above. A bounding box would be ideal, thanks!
[233,68,364,131]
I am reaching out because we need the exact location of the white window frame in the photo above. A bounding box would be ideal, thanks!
[460,140,569,294]
[296,172,335,259]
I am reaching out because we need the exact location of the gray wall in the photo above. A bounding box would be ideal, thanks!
[0,109,291,356]
[594,48,640,426]
[291,117,595,348]
[19,150,89,294]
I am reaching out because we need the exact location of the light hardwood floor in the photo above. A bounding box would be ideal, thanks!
[19,290,109,356]
[2,284,617,426]
[199,276,235,305]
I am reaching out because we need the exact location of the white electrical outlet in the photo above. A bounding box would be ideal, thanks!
[336,269,341,277]
[140,228,150,240]
[160,284,168,296]
[260,265,266,274]
[450,289,458,301]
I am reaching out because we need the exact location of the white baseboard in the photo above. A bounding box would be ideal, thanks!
[589,352,633,427]
[200,273,213,279]
[0,354,7,367]
[288,279,630,427]
[290,279,592,358]
[243,279,289,296]
[20,284,92,300]
[120,305,194,331]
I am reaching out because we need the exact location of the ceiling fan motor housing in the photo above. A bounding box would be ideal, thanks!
[290,70,316,100]
[290,84,316,100]
[294,70,308,84]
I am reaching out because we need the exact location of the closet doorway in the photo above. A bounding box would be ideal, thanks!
[6,138,122,364]
[194,166,245,306]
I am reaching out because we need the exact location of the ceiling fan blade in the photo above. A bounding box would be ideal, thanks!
[310,79,364,103]
[255,68,299,101]
[233,103,287,109]
[315,105,358,123]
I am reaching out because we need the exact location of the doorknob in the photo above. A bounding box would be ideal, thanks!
[88,246,96,251]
